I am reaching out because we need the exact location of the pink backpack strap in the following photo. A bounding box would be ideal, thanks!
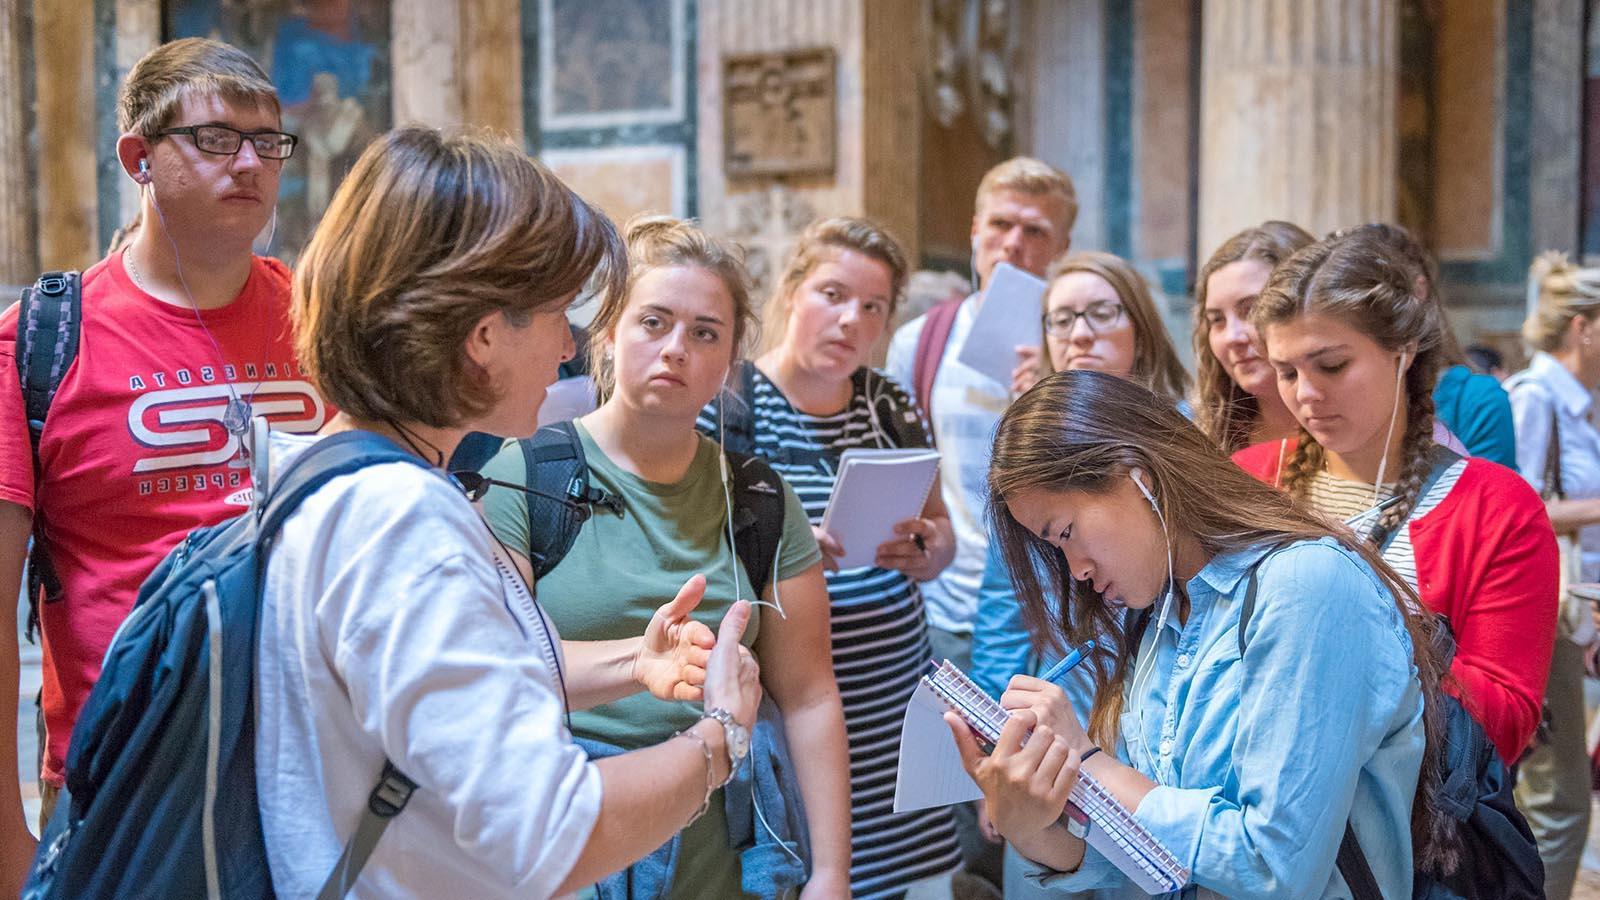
[912,298,963,427]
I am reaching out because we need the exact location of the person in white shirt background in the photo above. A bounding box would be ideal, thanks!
[254,126,763,900]
[1505,251,1600,900]
[885,156,1076,896]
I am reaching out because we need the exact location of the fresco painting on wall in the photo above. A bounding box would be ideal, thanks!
[167,0,391,262]
[540,0,684,128]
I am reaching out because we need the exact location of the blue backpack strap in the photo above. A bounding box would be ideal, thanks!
[256,430,428,543]
[15,271,81,640]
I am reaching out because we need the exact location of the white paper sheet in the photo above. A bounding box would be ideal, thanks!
[892,680,984,813]
[954,262,1048,386]
[538,375,598,426]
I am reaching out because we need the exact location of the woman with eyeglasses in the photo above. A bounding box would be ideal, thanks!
[974,251,1188,895]
[1007,251,1188,402]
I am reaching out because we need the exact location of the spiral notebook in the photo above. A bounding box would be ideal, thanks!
[819,448,940,569]
[923,660,1190,895]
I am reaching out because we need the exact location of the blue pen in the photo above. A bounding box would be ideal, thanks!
[1037,639,1096,686]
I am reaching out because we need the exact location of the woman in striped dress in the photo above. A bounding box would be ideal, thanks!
[700,218,961,899]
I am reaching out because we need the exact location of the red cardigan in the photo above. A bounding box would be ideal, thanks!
[1234,440,1559,763]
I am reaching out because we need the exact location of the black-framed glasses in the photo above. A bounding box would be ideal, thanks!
[156,124,299,160]
[1043,301,1126,337]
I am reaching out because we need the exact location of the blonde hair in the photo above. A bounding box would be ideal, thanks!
[588,215,756,399]
[1036,251,1189,402]
[1190,221,1315,453]
[1523,251,1600,352]
[1253,229,1443,536]
[762,217,909,353]
[119,38,280,136]
[975,156,1078,235]
[293,127,624,427]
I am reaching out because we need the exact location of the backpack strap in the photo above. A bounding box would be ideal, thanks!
[15,271,81,640]
[706,360,760,458]
[1366,444,1463,552]
[726,450,786,599]
[854,368,931,450]
[316,761,417,900]
[1335,821,1384,900]
[912,299,962,429]
[518,421,622,580]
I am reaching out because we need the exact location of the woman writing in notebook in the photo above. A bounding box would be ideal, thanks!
[480,217,852,898]
[696,217,961,899]
[970,250,1187,894]
[952,370,1452,897]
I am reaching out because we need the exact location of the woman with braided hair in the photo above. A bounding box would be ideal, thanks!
[1233,227,1558,765]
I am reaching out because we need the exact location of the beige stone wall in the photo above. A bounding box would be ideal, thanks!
[697,0,866,291]
[1198,0,1399,263]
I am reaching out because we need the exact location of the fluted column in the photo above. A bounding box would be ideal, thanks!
[0,0,35,283]
[1198,0,1398,258]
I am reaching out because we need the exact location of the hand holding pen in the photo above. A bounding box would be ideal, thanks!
[999,640,1099,757]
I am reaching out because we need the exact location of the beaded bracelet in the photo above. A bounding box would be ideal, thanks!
[674,725,718,824]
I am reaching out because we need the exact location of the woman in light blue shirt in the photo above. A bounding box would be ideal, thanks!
[950,370,1452,899]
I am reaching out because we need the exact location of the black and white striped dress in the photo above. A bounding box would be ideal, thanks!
[700,367,960,899]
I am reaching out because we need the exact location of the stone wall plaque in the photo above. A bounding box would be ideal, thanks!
[723,47,836,179]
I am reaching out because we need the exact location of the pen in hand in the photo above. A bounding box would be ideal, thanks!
[1037,639,1097,686]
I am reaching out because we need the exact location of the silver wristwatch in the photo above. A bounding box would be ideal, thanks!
[704,708,750,776]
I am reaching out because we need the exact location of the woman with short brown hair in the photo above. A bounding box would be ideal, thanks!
[258,127,765,899]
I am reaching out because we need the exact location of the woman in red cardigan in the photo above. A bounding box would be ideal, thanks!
[1234,227,1558,765]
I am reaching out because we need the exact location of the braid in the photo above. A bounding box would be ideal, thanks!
[1281,427,1323,498]
[1376,368,1438,534]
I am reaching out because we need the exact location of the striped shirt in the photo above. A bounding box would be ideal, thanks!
[1306,457,1467,589]
[699,367,960,899]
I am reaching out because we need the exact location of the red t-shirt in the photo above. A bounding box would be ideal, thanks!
[0,252,327,786]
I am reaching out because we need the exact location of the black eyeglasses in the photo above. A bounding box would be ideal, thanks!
[1043,300,1126,337]
[451,471,624,517]
[156,124,299,160]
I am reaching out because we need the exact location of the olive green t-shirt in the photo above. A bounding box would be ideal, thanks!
[480,421,821,899]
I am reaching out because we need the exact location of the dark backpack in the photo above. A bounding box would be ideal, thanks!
[26,430,429,900]
[516,420,787,596]
[705,362,929,464]
[13,271,83,640]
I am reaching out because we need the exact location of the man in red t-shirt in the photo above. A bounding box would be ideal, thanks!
[0,39,325,888]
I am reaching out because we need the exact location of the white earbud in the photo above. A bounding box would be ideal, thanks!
[1130,467,1157,510]
[136,158,150,184]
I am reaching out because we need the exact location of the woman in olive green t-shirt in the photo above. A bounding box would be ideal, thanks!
[483,217,852,900]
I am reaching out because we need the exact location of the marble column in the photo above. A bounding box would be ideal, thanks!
[1198,0,1399,260]
[0,0,36,283]
[34,0,98,270]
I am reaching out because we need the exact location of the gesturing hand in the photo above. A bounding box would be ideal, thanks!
[702,599,762,731]
[634,574,718,701]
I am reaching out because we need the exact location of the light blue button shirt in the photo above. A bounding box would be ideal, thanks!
[1027,538,1425,899]
[1508,351,1600,578]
